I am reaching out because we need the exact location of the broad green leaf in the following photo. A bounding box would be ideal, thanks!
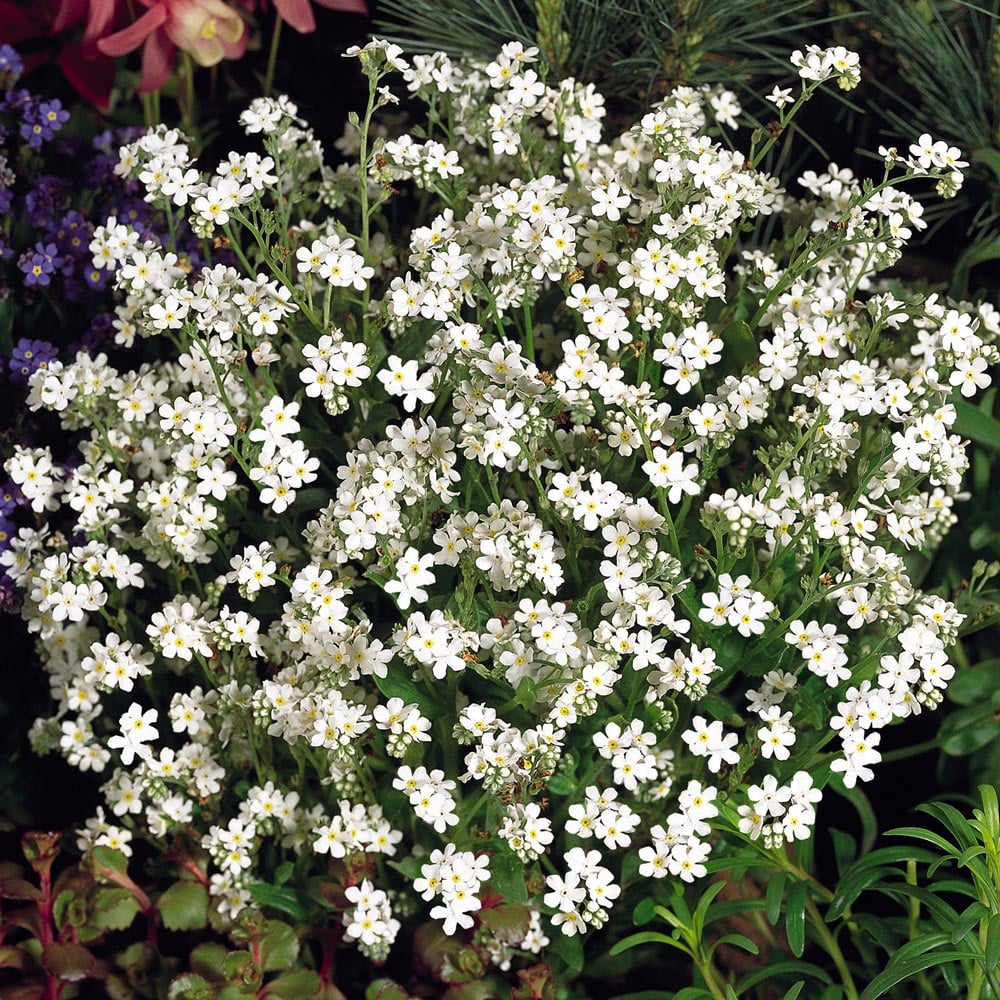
[157,881,209,931]
[632,896,657,926]
[952,397,1000,451]
[490,850,528,904]
[785,880,807,958]
[249,883,310,923]
[259,921,299,972]
[89,846,128,877]
[191,942,230,981]
[168,973,214,1000]
[547,927,584,972]
[41,942,97,982]
[479,903,531,944]
[366,980,409,1000]
[262,969,322,999]
[88,886,141,931]
[372,671,432,715]
[948,660,1000,706]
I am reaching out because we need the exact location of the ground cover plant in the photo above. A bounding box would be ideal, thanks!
[1,19,1000,1000]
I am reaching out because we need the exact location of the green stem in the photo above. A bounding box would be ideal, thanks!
[805,895,859,1000]
[264,14,283,97]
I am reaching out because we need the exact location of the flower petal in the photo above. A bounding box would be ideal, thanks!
[97,3,168,57]
[273,0,315,33]
[137,24,175,92]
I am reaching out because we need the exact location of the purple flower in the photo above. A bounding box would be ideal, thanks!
[0,515,13,548]
[8,339,58,384]
[0,44,22,81]
[0,481,22,517]
[19,243,59,287]
[19,98,69,149]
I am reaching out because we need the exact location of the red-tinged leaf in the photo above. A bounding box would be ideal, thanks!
[512,963,556,1000]
[0,984,45,1000]
[21,833,60,877]
[40,942,98,982]
[8,903,44,938]
[0,945,28,971]
[0,878,43,901]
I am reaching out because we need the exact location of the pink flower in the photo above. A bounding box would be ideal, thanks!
[97,0,247,93]
[245,0,368,34]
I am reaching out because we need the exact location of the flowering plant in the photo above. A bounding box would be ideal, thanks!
[3,34,998,998]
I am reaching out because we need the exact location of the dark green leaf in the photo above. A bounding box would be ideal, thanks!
[781,984,805,1000]
[372,671,432,715]
[765,870,787,925]
[859,949,983,1000]
[262,969,322,999]
[490,850,528,904]
[828,866,898,920]
[548,929,584,973]
[273,862,294,887]
[785,881,807,958]
[952,398,1000,451]
[633,896,657,925]
[836,783,878,854]
[952,901,989,944]
[985,913,1000,970]
[190,942,230,981]
[609,930,689,957]
[366,980,409,1000]
[0,878,44,901]
[828,830,856,874]
[168,973,214,1000]
[545,773,575,795]
[710,933,759,956]
[948,660,1000,706]
[41,943,98,982]
[950,238,1000,298]
[737,960,833,993]
[157,881,209,931]
[249,883,310,922]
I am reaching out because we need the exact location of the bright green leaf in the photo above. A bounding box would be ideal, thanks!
[259,921,299,972]
[952,398,1000,451]
[859,949,983,1000]
[489,850,528,905]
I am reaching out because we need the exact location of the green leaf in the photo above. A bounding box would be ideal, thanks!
[366,980,409,1000]
[952,398,1000,451]
[262,969,322,999]
[951,901,989,944]
[249,883,310,922]
[948,659,1000,706]
[157,881,209,931]
[828,830,856,874]
[985,913,1000,971]
[785,880,807,958]
[490,850,528,904]
[973,148,1000,183]
[633,896,657,925]
[836,783,878,854]
[859,949,983,1000]
[609,930,689,957]
[0,878,44,901]
[168,973,214,1000]
[88,886,141,931]
[372,671,432,715]
[828,865,898,921]
[548,929,584,973]
[765,870,787,925]
[737,960,833,993]
[479,903,531,944]
[259,921,300,972]
[89,846,129,877]
[546,773,575,795]
[710,933,759,957]
[191,942,230,981]
[950,237,1000,298]
[41,943,98,982]
[939,702,1000,756]
[781,984,806,1000]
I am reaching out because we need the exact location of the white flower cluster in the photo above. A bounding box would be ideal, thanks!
[3,37,989,971]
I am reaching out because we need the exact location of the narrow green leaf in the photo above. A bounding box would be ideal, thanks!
[765,871,787,925]
[859,950,983,1000]
[828,830,856,874]
[609,930,688,957]
[973,148,1000,183]
[711,933,760,957]
[737,959,833,993]
[828,866,899,920]
[781,983,806,1000]
[785,881,807,958]
[951,901,988,944]
[985,913,1000,970]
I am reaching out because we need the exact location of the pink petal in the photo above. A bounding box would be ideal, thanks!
[314,0,369,14]
[273,0,316,33]
[137,25,175,92]
[52,0,87,33]
[83,0,125,47]
[96,3,168,57]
